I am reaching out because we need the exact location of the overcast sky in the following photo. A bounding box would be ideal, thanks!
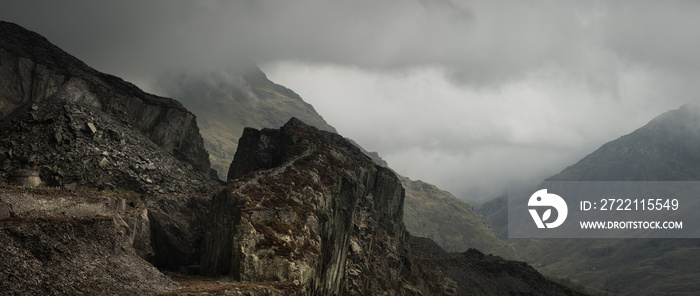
[2,0,698,203]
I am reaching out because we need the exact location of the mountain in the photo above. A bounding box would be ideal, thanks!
[475,195,508,239]
[157,69,336,178]
[0,21,583,295]
[0,20,224,294]
[161,63,516,260]
[0,21,216,194]
[489,103,700,295]
[550,103,700,181]
[401,176,517,259]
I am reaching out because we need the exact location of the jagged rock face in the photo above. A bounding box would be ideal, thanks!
[0,96,214,195]
[202,118,451,295]
[0,21,210,174]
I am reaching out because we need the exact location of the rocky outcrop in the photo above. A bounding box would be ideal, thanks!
[0,21,210,174]
[201,118,454,295]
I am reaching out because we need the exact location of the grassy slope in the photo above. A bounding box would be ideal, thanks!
[401,176,517,259]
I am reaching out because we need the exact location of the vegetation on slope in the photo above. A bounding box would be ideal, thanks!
[401,176,517,259]
[158,67,336,178]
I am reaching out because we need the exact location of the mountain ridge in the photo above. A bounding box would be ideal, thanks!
[478,103,700,295]
[0,21,211,174]
[549,103,700,181]
[0,21,185,112]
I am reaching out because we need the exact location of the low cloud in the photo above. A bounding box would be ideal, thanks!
[2,0,699,203]
[262,62,689,203]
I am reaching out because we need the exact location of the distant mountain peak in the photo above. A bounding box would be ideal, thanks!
[549,103,700,181]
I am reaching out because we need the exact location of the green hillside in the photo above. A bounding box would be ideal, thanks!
[401,176,517,259]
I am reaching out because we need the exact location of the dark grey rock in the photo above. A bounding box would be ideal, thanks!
[146,194,213,271]
[0,21,211,174]
[0,201,9,219]
[203,118,454,295]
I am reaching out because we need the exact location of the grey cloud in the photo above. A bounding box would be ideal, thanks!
[3,1,700,203]
[5,1,699,89]
[0,0,588,86]
[261,60,690,203]
[601,1,700,75]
